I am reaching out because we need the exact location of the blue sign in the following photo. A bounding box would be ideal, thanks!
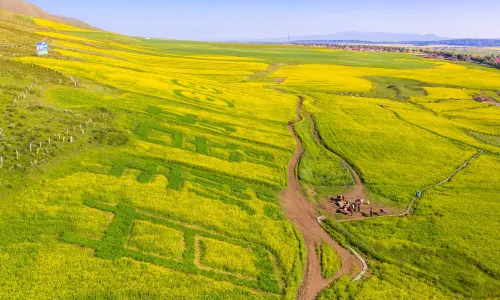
[36,42,49,56]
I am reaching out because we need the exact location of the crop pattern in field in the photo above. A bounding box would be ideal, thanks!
[0,15,305,300]
[1,12,500,300]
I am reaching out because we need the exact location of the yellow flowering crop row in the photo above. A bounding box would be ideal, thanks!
[33,18,99,32]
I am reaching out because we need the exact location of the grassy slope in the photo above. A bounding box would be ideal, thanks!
[293,113,353,203]
[326,154,500,298]
[273,51,500,297]
[307,93,476,205]
[319,266,464,300]
[1,10,499,300]
[316,242,342,280]
[0,13,306,299]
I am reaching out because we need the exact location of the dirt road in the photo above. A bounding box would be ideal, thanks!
[281,98,362,300]
[282,95,485,299]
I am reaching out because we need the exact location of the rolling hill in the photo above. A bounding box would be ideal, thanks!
[0,7,499,300]
[0,0,99,30]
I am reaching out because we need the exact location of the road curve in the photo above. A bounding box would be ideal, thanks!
[281,97,362,300]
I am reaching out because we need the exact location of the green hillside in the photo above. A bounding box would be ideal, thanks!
[0,9,499,300]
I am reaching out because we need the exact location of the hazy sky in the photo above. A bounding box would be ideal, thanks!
[29,0,500,40]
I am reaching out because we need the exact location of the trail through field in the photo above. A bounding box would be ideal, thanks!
[307,114,380,220]
[334,149,485,223]
[281,97,362,300]
[282,93,484,299]
[309,108,486,222]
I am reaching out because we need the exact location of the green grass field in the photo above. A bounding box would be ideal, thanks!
[0,9,499,299]
[316,242,342,279]
[323,154,500,298]
[293,114,353,203]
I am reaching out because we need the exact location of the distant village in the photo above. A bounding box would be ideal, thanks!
[413,50,500,69]
[290,42,500,69]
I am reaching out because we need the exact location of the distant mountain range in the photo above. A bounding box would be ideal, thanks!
[245,32,500,47]
[289,39,500,47]
[250,32,450,43]
[0,0,100,30]
[1,1,497,47]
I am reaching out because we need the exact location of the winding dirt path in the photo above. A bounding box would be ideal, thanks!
[335,149,485,223]
[309,114,379,220]
[309,112,485,222]
[281,98,362,300]
[282,93,486,299]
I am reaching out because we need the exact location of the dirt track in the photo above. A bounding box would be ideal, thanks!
[281,96,486,299]
[281,98,362,300]
[334,149,485,223]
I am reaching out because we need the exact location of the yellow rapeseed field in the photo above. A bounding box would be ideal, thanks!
[33,18,99,32]
[412,87,472,102]
[275,62,500,91]
[3,13,500,299]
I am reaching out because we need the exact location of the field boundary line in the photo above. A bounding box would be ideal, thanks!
[335,149,485,223]
[381,105,492,153]
[309,114,360,187]
[283,95,364,299]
